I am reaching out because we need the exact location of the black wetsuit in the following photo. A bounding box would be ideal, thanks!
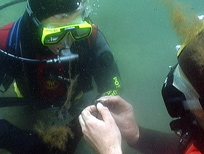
[0,11,122,153]
[132,118,204,154]
[0,13,122,107]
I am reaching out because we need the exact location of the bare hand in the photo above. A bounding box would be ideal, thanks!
[79,103,122,154]
[96,95,139,145]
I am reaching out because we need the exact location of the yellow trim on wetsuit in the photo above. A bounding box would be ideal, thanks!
[14,82,23,98]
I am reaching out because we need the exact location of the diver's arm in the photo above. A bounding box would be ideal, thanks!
[0,119,50,154]
[131,126,179,154]
[93,29,123,96]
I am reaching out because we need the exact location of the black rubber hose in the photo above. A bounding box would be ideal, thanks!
[0,0,26,11]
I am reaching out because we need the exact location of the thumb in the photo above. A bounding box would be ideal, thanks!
[96,103,114,123]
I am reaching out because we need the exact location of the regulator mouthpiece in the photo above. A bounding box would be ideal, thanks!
[47,48,78,63]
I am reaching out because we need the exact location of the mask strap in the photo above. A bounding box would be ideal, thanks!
[26,0,42,27]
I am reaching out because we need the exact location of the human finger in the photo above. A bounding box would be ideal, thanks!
[83,105,97,113]
[80,104,103,125]
[96,96,131,113]
[81,105,97,120]
[96,95,127,107]
[96,103,115,123]
[78,114,85,127]
[86,105,99,117]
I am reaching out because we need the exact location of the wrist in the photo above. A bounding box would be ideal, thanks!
[126,126,140,147]
[102,148,122,154]
[100,145,122,154]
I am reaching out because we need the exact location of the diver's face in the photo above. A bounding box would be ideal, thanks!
[41,10,83,55]
[191,109,204,130]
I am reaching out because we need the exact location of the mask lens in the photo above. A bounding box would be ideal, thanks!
[44,31,67,45]
[71,28,92,40]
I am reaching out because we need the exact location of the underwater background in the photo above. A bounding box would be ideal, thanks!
[0,0,204,153]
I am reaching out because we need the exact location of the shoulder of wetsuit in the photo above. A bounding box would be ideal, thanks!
[0,23,14,51]
[0,21,22,92]
[0,23,17,92]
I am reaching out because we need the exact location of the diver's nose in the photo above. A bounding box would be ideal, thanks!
[64,34,74,47]
[59,35,74,55]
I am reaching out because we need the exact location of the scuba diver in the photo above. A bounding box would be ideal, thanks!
[0,0,122,153]
[78,29,204,154]
[161,27,204,153]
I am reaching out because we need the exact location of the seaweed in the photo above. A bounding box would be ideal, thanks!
[58,62,79,121]
[35,62,80,151]
[161,0,203,44]
[35,122,74,151]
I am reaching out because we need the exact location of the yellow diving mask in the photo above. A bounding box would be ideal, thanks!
[41,21,92,45]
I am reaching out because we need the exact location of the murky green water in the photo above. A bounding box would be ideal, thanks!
[0,0,204,153]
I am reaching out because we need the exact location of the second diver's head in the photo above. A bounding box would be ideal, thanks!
[176,31,204,129]
[162,29,204,129]
[26,0,92,55]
